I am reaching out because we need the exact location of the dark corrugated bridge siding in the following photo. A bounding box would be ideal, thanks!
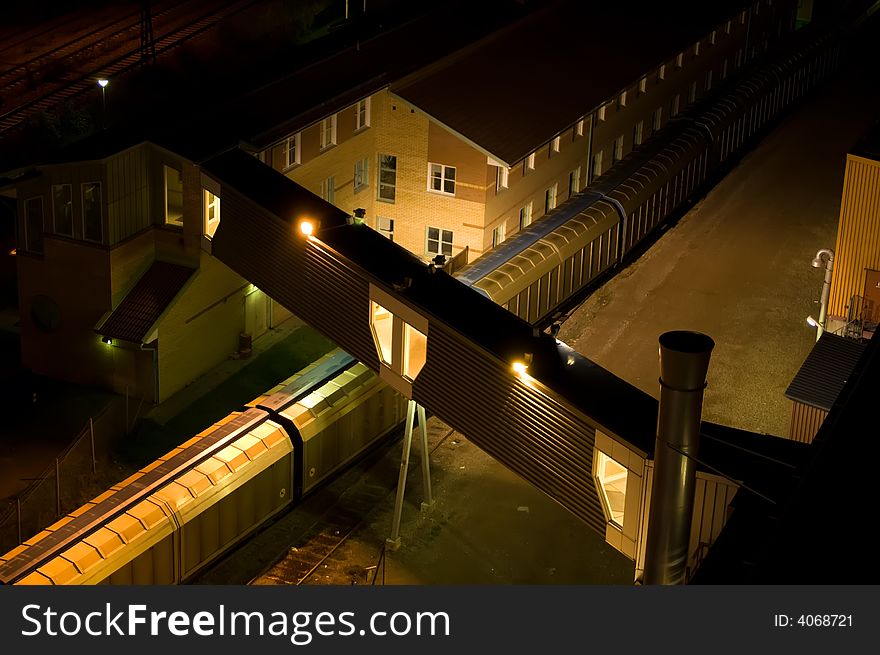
[207,151,657,535]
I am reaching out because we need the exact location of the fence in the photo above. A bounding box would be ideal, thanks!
[0,394,133,555]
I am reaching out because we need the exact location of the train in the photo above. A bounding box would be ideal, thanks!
[0,349,406,585]
[455,25,842,327]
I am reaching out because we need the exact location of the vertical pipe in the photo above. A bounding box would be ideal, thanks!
[55,458,61,517]
[644,330,714,585]
[417,404,433,509]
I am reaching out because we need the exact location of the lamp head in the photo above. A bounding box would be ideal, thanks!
[97,78,109,88]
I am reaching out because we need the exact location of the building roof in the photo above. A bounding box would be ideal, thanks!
[784,332,866,410]
[96,261,195,343]
[391,0,751,166]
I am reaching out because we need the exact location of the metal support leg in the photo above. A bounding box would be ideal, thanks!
[417,404,434,511]
[387,399,416,551]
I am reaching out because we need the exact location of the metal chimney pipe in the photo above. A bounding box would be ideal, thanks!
[644,330,715,585]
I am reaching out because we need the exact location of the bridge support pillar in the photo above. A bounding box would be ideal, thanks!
[386,399,433,551]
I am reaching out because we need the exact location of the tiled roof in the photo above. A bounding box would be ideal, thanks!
[784,333,866,410]
[97,261,195,343]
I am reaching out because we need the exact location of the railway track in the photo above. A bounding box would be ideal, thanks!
[249,424,456,586]
[0,0,258,136]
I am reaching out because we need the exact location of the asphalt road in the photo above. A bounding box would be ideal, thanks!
[558,48,880,437]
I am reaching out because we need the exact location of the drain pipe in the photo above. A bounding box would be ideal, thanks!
[644,330,715,585]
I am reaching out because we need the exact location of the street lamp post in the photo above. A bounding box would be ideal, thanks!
[810,248,834,341]
[97,78,109,127]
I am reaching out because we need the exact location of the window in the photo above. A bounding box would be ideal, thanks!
[633,120,644,146]
[722,58,729,80]
[688,81,698,103]
[595,451,628,529]
[638,76,647,94]
[320,114,337,149]
[519,202,532,231]
[726,19,732,34]
[164,165,183,226]
[710,29,717,45]
[321,176,335,204]
[495,165,508,192]
[694,41,701,56]
[671,93,681,116]
[82,182,102,243]
[285,133,300,169]
[735,48,743,68]
[524,152,536,174]
[675,52,683,69]
[24,196,44,254]
[613,135,624,163]
[371,302,394,366]
[368,294,428,386]
[544,183,557,214]
[378,154,397,202]
[402,323,427,381]
[355,98,370,130]
[617,90,627,110]
[591,150,603,179]
[575,119,584,137]
[204,189,220,238]
[426,226,453,257]
[377,216,394,241]
[657,64,666,81]
[598,105,607,122]
[569,166,581,197]
[550,136,561,155]
[51,184,72,237]
[741,10,747,24]
[354,158,369,192]
[428,163,456,195]
[652,106,662,133]
[706,69,714,91]
[492,222,506,248]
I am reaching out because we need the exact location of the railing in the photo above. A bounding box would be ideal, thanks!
[0,395,130,554]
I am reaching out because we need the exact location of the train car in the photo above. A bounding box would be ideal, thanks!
[457,18,844,329]
[0,349,405,585]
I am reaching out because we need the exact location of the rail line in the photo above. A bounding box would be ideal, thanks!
[0,0,258,135]
[248,425,456,586]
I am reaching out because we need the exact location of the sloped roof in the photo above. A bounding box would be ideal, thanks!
[784,333,866,410]
[96,261,195,343]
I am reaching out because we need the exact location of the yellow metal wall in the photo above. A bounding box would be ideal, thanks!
[829,154,880,320]
[788,401,828,444]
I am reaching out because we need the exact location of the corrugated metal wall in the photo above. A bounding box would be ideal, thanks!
[788,401,827,444]
[212,186,609,533]
[829,154,880,319]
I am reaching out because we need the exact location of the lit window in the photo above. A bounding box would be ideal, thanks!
[569,166,580,197]
[694,41,701,56]
[355,98,370,130]
[51,184,73,237]
[428,163,456,195]
[370,302,394,366]
[657,64,666,81]
[595,451,628,528]
[741,10,747,24]
[403,323,427,381]
[285,133,300,169]
[633,120,643,146]
[591,150,603,179]
[575,119,584,137]
[82,182,102,243]
[492,222,506,248]
[524,152,536,174]
[320,114,337,149]
[164,165,183,226]
[496,165,508,192]
[426,226,453,257]
[354,158,369,192]
[710,29,716,45]
[321,176,335,204]
[24,196,44,254]
[638,76,647,94]
[378,154,397,202]
[613,135,624,163]
[377,216,394,241]
[675,52,683,69]
[204,189,220,238]
[519,202,532,231]
[544,183,557,214]
[617,90,627,110]
[726,19,732,34]
[598,105,607,121]
[551,135,561,155]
